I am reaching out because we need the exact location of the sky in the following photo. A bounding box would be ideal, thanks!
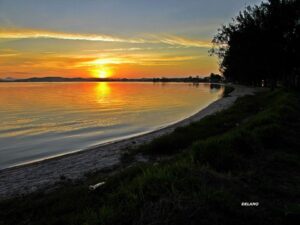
[0,0,262,79]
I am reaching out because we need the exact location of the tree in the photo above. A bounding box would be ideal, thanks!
[209,73,222,83]
[211,0,300,89]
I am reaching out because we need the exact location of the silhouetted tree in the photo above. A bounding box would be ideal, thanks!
[209,73,222,83]
[211,0,300,89]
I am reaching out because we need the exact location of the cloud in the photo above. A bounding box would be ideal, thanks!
[83,45,190,53]
[158,35,212,48]
[0,28,212,48]
[0,53,19,57]
[0,48,20,57]
[77,54,200,67]
[0,28,144,43]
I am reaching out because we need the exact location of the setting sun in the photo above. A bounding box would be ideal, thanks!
[92,67,113,78]
[98,69,109,78]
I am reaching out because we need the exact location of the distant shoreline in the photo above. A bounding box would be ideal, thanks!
[0,85,255,199]
[0,75,223,83]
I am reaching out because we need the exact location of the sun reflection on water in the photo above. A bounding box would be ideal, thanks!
[94,82,111,103]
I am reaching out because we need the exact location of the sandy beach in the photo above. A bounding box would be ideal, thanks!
[0,85,257,199]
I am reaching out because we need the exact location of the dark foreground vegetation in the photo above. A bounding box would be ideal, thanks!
[1,88,300,225]
[211,0,300,88]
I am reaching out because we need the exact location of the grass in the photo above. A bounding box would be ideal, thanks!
[1,88,300,225]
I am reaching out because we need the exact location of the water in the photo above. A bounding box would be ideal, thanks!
[0,82,223,169]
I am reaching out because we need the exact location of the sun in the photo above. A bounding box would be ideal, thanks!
[92,67,113,79]
[99,69,109,78]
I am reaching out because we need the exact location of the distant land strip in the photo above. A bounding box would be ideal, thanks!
[0,75,224,83]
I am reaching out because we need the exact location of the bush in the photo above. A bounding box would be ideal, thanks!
[223,86,235,97]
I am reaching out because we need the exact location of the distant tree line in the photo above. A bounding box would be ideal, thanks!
[152,74,223,83]
[0,75,223,83]
[211,0,300,89]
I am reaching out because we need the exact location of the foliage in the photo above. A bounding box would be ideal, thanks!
[211,0,300,88]
[223,85,235,97]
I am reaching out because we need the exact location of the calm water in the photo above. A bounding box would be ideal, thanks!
[0,82,223,169]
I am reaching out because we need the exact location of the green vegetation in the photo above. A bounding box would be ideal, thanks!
[1,89,300,225]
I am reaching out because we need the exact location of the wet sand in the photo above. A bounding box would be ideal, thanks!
[0,85,258,199]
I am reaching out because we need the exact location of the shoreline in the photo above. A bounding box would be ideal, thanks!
[0,85,257,199]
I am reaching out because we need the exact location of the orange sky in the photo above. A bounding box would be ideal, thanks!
[0,0,261,78]
[0,29,218,78]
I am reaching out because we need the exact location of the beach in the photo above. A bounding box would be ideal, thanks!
[0,85,256,199]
